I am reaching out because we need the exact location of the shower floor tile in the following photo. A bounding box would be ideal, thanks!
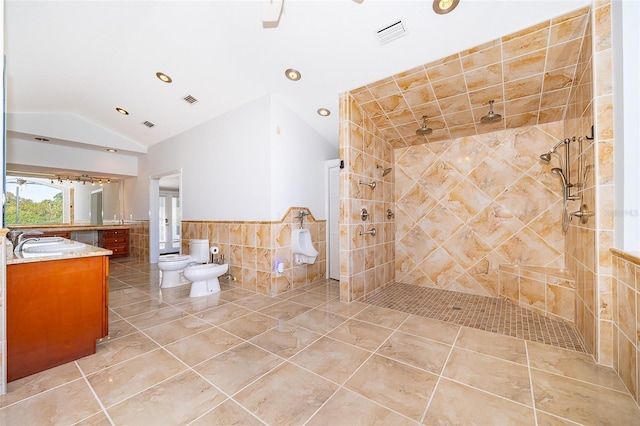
[363,282,585,352]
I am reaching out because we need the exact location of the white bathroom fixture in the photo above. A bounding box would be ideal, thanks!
[182,239,229,297]
[291,228,318,264]
[183,262,229,297]
[158,254,193,288]
[158,239,209,288]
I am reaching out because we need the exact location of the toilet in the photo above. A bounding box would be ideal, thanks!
[158,254,193,288]
[183,240,229,297]
[158,239,209,288]
[291,228,318,264]
[183,263,229,297]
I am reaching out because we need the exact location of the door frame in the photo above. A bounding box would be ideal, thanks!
[325,159,340,280]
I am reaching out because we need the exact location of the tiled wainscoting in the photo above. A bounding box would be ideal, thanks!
[183,207,326,297]
[499,264,576,324]
[611,249,640,407]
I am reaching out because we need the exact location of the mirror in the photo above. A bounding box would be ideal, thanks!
[5,173,122,226]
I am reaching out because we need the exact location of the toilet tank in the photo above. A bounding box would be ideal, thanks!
[189,239,209,263]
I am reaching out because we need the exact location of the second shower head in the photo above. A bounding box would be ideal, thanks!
[480,100,502,124]
[376,164,392,177]
[416,116,433,135]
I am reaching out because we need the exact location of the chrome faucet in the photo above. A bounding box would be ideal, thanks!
[14,236,45,254]
[9,230,46,253]
[7,230,23,248]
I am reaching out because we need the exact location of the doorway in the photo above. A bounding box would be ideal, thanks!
[159,190,180,254]
[149,170,181,263]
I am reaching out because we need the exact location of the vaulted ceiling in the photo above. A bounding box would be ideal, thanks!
[5,1,592,154]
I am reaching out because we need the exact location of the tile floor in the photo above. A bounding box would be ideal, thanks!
[1,258,639,425]
[364,283,585,352]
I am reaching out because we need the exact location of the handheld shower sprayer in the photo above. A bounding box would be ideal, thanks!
[551,168,568,188]
[551,167,571,234]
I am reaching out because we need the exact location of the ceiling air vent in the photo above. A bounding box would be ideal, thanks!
[375,18,407,45]
[142,121,155,128]
[183,94,198,104]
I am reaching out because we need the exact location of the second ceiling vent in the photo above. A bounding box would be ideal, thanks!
[375,18,407,45]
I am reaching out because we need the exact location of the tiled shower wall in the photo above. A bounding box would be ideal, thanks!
[564,7,598,357]
[183,208,326,296]
[394,123,566,297]
[339,94,396,302]
[564,0,616,365]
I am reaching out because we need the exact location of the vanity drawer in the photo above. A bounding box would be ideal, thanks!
[101,229,129,258]
[103,235,128,244]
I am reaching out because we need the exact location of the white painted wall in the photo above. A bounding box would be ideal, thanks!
[7,112,146,154]
[6,136,138,177]
[612,0,640,251]
[269,96,337,220]
[143,94,337,222]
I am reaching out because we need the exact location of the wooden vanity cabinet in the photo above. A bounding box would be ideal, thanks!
[6,255,109,382]
[102,228,129,258]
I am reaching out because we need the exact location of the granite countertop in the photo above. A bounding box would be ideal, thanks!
[8,224,129,232]
[7,238,112,265]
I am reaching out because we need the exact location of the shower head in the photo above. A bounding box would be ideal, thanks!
[480,100,502,124]
[539,139,567,163]
[416,115,433,135]
[551,167,568,187]
[376,164,392,176]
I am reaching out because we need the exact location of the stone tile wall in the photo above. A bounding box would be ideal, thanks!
[183,207,326,296]
[394,123,566,297]
[611,249,640,406]
[499,264,575,323]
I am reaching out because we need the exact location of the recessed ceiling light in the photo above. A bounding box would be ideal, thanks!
[433,0,460,14]
[34,137,49,141]
[317,108,331,117]
[116,107,129,115]
[156,72,172,83]
[107,148,118,153]
[285,68,301,81]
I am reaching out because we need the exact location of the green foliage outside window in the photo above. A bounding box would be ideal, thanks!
[5,190,63,224]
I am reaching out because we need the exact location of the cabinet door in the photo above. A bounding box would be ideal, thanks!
[7,256,108,381]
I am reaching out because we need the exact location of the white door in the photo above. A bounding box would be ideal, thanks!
[327,160,340,280]
[159,191,181,254]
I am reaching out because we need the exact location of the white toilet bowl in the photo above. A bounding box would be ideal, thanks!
[184,263,229,297]
[158,254,193,288]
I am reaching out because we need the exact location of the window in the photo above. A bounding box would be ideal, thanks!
[5,177,64,225]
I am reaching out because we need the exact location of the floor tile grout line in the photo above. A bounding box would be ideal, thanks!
[420,323,462,424]
[0,375,88,411]
[527,363,636,395]
[525,340,540,426]
[301,313,421,423]
[75,361,116,425]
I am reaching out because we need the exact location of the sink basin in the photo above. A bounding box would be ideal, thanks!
[22,241,86,254]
